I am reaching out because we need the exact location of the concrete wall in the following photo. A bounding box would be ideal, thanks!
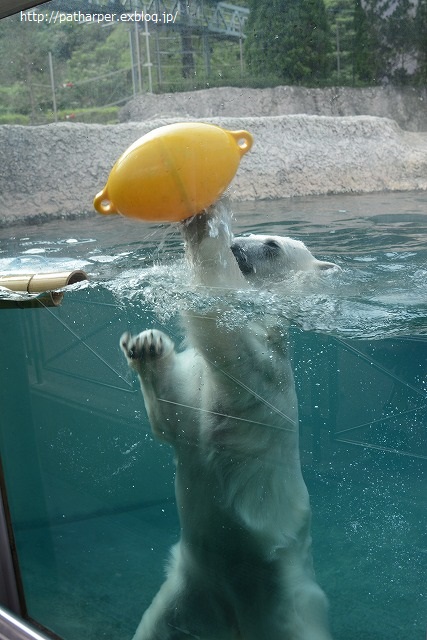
[1,114,427,227]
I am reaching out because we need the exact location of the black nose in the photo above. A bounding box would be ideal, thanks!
[231,242,254,275]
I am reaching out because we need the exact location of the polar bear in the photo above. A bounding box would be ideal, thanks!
[120,203,335,640]
[230,234,337,283]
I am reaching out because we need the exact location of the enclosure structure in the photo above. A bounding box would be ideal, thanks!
[0,2,426,640]
[0,193,425,640]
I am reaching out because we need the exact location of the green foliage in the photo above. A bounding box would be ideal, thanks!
[0,106,118,125]
[382,0,418,84]
[324,0,356,84]
[352,0,421,85]
[0,0,425,124]
[245,0,332,85]
[352,0,383,84]
[415,0,427,83]
[54,106,119,123]
[0,14,134,121]
[0,17,56,121]
[0,113,30,125]
[60,23,132,108]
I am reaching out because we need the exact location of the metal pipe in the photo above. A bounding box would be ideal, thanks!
[48,52,57,123]
[0,485,21,615]
[134,22,143,93]
[144,19,153,94]
[0,270,87,294]
[0,270,87,309]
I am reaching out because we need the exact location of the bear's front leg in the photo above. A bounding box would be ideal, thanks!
[120,329,175,369]
[181,204,247,290]
[120,329,180,443]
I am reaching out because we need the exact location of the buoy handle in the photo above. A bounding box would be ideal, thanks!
[230,130,253,156]
[93,188,118,215]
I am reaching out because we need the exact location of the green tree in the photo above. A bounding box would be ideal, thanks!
[0,16,54,120]
[245,0,332,85]
[63,23,132,108]
[353,0,421,86]
[352,0,383,84]
[382,0,417,84]
[415,0,427,83]
[325,0,356,83]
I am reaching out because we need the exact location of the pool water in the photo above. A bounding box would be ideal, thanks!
[0,191,426,640]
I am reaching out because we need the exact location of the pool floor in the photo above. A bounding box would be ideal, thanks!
[14,461,426,640]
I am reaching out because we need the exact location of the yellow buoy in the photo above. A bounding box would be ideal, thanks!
[93,122,253,223]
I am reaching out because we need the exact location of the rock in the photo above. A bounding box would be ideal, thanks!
[1,114,427,227]
[119,86,427,133]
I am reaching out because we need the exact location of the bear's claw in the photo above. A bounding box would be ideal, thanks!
[120,329,174,364]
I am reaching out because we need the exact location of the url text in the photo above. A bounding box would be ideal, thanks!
[20,10,179,25]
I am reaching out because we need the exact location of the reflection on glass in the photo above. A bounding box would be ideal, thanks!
[0,194,425,640]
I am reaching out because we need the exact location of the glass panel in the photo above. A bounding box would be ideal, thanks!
[0,196,426,640]
[0,238,177,638]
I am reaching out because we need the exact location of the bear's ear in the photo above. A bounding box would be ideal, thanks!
[316,260,340,271]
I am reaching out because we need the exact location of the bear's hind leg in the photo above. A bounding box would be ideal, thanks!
[132,545,234,640]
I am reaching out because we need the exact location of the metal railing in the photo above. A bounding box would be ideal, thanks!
[89,0,250,37]
[0,609,53,640]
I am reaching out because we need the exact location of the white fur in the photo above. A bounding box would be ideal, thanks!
[120,207,334,640]
[230,233,338,284]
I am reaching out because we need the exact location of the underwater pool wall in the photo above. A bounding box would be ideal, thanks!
[0,289,176,528]
[293,330,427,467]
[0,279,425,640]
[0,293,425,527]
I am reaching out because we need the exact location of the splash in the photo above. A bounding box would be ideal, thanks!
[101,229,427,340]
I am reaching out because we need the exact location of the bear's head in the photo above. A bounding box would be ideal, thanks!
[231,234,338,284]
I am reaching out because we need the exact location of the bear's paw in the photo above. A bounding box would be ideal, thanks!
[120,329,174,365]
